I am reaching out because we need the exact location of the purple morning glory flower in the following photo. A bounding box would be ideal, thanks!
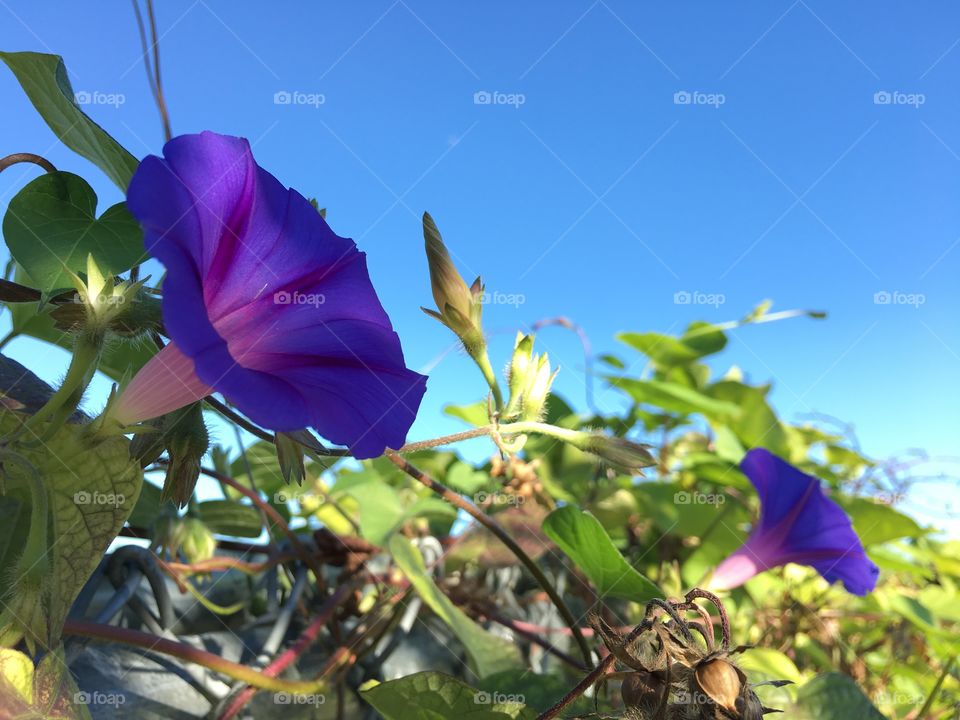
[710,448,879,595]
[112,132,427,459]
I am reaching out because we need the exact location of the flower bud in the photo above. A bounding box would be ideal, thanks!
[504,333,558,421]
[160,403,209,508]
[577,434,655,474]
[421,212,485,353]
[274,431,306,486]
[53,254,160,338]
[130,402,209,507]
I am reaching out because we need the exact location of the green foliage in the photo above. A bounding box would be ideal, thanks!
[361,672,535,720]
[3,172,143,291]
[389,536,523,678]
[543,505,661,602]
[0,410,142,649]
[0,51,139,190]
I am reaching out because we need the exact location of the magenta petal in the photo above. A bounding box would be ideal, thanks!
[123,131,427,457]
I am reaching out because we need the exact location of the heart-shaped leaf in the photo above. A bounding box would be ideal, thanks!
[3,172,144,292]
[0,410,142,648]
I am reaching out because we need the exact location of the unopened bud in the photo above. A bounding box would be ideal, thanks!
[177,517,217,564]
[504,333,557,421]
[577,433,655,474]
[421,212,485,352]
[274,431,306,486]
[55,254,153,336]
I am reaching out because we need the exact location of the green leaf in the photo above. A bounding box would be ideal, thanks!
[611,377,741,419]
[0,648,92,719]
[0,411,142,646]
[443,401,489,427]
[618,321,727,367]
[194,499,264,538]
[0,51,139,190]
[792,673,885,719]
[388,536,522,678]
[542,505,661,602]
[835,496,924,547]
[706,380,789,455]
[3,172,144,291]
[361,672,535,720]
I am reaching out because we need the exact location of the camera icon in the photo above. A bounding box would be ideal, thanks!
[73,691,91,704]
[873,90,892,105]
[74,90,92,105]
[274,90,292,105]
[674,290,691,305]
[273,291,291,305]
[673,491,691,505]
[873,290,891,305]
[274,491,291,504]
[473,90,492,105]
[474,691,491,704]
[673,90,692,105]
[74,490,92,505]
[274,692,291,705]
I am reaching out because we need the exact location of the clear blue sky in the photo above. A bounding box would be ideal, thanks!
[1,2,957,532]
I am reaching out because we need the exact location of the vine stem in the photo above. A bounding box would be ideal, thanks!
[63,619,331,694]
[0,152,56,174]
[193,465,327,583]
[383,450,594,668]
[535,618,656,720]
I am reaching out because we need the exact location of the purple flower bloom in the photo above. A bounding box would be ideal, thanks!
[710,448,879,595]
[113,132,427,458]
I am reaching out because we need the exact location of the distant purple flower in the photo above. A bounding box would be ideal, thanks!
[113,132,427,458]
[710,448,879,595]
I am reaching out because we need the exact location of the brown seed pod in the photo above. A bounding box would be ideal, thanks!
[621,670,668,712]
[694,658,743,714]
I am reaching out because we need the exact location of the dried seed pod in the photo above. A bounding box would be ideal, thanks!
[694,658,743,715]
[621,670,668,713]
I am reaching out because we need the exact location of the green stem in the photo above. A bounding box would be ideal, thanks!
[24,331,103,432]
[397,421,582,454]
[0,329,18,352]
[470,348,504,413]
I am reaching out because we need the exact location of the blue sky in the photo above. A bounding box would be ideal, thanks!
[1,2,958,532]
